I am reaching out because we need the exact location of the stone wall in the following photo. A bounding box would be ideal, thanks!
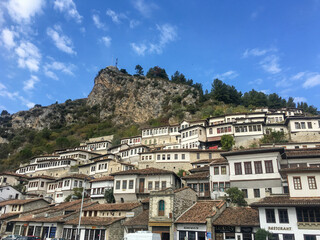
[173,188,197,220]
[107,220,124,240]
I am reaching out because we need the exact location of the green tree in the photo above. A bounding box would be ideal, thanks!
[260,130,287,144]
[255,228,274,240]
[242,90,268,107]
[55,137,70,149]
[176,169,188,178]
[135,65,144,76]
[267,93,286,109]
[120,68,128,74]
[1,110,9,116]
[286,97,296,108]
[221,135,235,151]
[171,71,187,84]
[146,66,168,79]
[225,187,247,206]
[65,187,85,202]
[104,188,115,203]
[211,79,242,105]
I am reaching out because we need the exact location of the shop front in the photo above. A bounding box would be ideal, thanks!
[177,224,206,240]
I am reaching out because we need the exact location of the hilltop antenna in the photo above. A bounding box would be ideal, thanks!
[115,58,118,68]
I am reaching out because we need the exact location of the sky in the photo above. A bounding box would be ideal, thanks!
[1,0,320,114]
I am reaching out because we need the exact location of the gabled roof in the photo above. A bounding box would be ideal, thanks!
[251,196,320,207]
[189,166,209,174]
[0,198,49,207]
[213,207,259,226]
[83,202,141,211]
[285,148,320,158]
[65,217,124,226]
[209,158,228,166]
[111,167,177,177]
[182,172,209,180]
[123,210,149,227]
[28,175,56,180]
[221,147,285,157]
[0,171,29,178]
[90,176,114,183]
[59,173,92,181]
[176,200,225,224]
[280,166,320,174]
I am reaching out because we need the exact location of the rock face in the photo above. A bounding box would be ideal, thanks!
[0,66,200,132]
[87,66,199,124]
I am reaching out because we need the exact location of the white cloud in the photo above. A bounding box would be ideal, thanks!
[248,79,263,85]
[53,0,82,23]
[260,55,281,74]
[1,28,16,49]
[44,60,76,80]
[23,75,39,91]
[6,0,44,24]
[214,71,239,80]
[101,36,111,47]
[0,9,5,27]
[106,9,121,24]
[47,26,76,55]
[243,48,276,58]
[0,83,6,90]
[129,19,140,28]
[130,43,147,56]
[292,72,306,80]
[275,78,291,88]
[303,73,320,88]
[131,23,177,55]
[0,82,34,108]
[15,41,41,72]
[92,14,106,30]
[133,0,158,17]
[294,97,307,103]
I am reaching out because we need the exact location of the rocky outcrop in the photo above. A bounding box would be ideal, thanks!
[87,66,199,124]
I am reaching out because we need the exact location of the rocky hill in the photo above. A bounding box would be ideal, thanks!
[0,66,200,133]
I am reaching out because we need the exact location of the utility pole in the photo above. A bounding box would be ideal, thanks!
[115,58,118,68]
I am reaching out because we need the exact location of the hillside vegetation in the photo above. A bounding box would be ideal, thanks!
[0,65,318,171]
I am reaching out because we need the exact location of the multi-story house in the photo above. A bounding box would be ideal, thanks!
[26,175,56,198]
[221,148,285,204]
[121,136,142,146]
[120,145,149,165]
[148,187,197,240]
[138,149,225,172]
[180,125,207,149]
[252,166,320,240]
[209,158,230,200]
[58,149,101,164]
[141,124,180,147]
[111,168,182,203]
[90,176,114,202]
[0,172,28,187]
[0,186,22,202]
[286,116,320,142]
[183,171,210,199]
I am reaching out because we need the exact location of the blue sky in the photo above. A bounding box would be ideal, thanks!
[1,0,320,114]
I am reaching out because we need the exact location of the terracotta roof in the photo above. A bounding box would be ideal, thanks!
[176,201,225,224]
[221,147,285,157]
[280,166,320,174]
[191,159,215,165]
[147,149,226,153]
[59,173,91,181]
[123,210,149,227]
[285,149,320,158]
[28,175,56,180]
[0,171,29,178]
[209,158,228,166]
[65,217,124,226]
[213,207,259,226]
[121,162,135,167]
[251,196,320,207]
[0,212,20,220]
[84,202,141,211]
[0,198,48,207]
[174,186,193,193]
[182,172,209,180]
[90,176,114,182]
[111,168,177,177]
[189,166,209,173]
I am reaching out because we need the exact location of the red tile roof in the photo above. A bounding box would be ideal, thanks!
[251,196,320,207]
[176,201,225,224]
[84,202,141,211]
[28,175,56,180]
[209,158,228,166]
[123,210,149,227]
[182,172,209,180]
[213,207,259,226]
[90,176,114,182]
[0,198,48,207]
[0,171,29,178]
[189,166,209,173]
[59,173,91,181]
[65,217,124,226]
[280,166,320,173]
[111,167,177,177]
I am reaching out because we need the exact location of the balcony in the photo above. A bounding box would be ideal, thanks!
[298,222,320,230]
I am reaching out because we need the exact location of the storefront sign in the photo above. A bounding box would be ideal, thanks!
[215,226,235,233]
[126,212,135,218]
[183,226,199,230]
[92,226,96,229]
[268,226,291,231]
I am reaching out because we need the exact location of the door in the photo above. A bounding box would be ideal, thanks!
[204,183,210,197]
[139,178,145,193]
[162,232,170,240]
[215,233,223,240]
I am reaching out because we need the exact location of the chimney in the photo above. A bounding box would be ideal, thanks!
[265,188,271,197]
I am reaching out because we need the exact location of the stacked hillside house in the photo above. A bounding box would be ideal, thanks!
[2,107,320,239]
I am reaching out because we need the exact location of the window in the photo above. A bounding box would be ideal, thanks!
[225,182,230,190]
[122,180,127,190]
[174,154,178,160]
[209,153,212,159]
[266,209,276,223]
[41,181,44,188]
[162,154,165,160]
[304,235,316,240]
[254,161,263,174]
[161,181,166,189]
[155,181,160,190]
[308,176,317,189]
[197,153,200,159]
[279,209,289,223]
[295,122,301,129]
[79,181,83,188]
[293,177,302,190]
[242,189,248,198]
[74,180,78,187]
[157,155,160,160]
[209,128,213,134]
[265,160,274,173]
[244,162,252,174]
[214,167,219,175]
[301,122,306,129]
[254,189,260,198]
[213,183,218,191]
[307,122,313,129]
[235,163,242,175]
[129,180,134,189]
[219,183,224,192]
[182,154,185,160]
[283,234,295,240]
[158,200,165,216]
[221,166,226,175]
[297,207,320,222]
[167,154,170,160]
[116,180,120,189]
[148,181,153,190]
[271,234,279,240]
